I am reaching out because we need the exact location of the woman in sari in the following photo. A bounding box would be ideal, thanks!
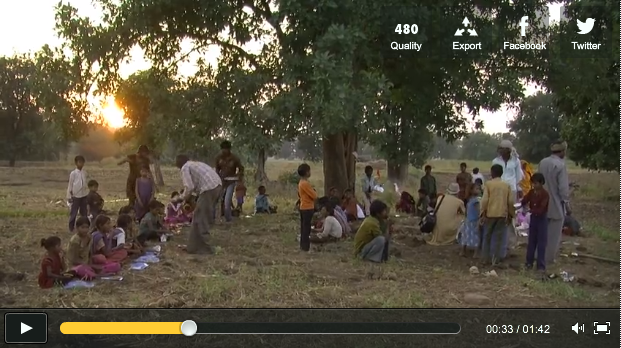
[519,160,534,196]
[118,145,152,206]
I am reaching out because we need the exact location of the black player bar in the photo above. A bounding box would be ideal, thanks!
[195,322,460,334]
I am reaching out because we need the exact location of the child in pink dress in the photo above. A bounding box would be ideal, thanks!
[164,191,190,226]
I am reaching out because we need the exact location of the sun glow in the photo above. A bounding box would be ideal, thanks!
[101,97,126,129]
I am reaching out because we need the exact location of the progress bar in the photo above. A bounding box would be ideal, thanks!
[60,321,460,335]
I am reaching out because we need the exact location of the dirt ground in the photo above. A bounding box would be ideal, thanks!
[0,160,618,308]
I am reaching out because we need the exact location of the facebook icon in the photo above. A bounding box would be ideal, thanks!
[519,16,529,36]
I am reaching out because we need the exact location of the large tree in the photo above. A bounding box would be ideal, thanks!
[543,0,618,170]
[508,92,561,163]
[55,0,552,194]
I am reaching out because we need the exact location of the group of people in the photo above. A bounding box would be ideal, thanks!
[407,140,571,276]
[40,137,573,288]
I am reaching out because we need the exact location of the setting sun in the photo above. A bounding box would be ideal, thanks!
[101,97,126,129]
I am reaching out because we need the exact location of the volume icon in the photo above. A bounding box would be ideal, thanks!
[572,323,584,334]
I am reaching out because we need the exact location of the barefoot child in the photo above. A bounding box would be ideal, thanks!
[255,185,277,214]
[86,179,105,220]
[67,217,120,280]
[310,202,343,244]
[480,164,515,265]
[114,214,143,255]
[164,191,190,225]
[341,189,358,222]
[235,182,247,213]
[134,165,155,221]
[138,200,169,245]
[521,173,550,275]
[91,215,128,265]
[460,183,481,257]
[297,163,317,252]
[67,155,89,232]
[38,236,73,288]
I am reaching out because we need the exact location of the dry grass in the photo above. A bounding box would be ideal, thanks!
[0,159,618,308]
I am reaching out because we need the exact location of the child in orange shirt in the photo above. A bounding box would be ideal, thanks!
[297,163,317,251]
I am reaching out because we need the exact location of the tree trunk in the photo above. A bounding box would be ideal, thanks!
[8,154,16,167]
[322,132,357,195]
[254,148,269,184]
[152,157,165,186]
[386,159,409,186]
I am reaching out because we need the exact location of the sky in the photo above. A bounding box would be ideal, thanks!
[0,1,561,134]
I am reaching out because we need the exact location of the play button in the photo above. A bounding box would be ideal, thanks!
[4,312,48,344]
[21,322,33,334]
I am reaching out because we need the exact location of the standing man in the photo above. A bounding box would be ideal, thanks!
[214,141,244,222]
[538,141,570,264]
[492,140,524,257]
[176,155,222,254]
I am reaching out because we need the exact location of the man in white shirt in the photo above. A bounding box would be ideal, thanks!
[67,155,89,232]
[491,140,524,258]
[176,154,223,254]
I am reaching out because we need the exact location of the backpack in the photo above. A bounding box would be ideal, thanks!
[419,195,445,233]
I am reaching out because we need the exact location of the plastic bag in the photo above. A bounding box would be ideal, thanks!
[64,280,95,289]
[135,254,160,263]
[130,262,149,270]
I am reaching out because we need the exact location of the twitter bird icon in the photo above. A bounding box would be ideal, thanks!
[577,18,595,34]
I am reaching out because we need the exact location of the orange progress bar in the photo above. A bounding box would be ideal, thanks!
[60,322,183,334]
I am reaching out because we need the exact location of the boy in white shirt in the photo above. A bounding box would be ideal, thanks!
[67,155,89,232]
[472,167,485,184]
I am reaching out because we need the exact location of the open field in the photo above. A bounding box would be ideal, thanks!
[0,159,618,308]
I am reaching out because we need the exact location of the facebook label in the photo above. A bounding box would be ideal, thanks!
[503,16,547,50]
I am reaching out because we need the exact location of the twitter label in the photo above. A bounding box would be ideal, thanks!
[566,17,606,55]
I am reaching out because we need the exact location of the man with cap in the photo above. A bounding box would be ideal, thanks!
[491,139,524,258]
[538,141,570,264]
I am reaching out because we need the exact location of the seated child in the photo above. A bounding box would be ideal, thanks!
[164,191,190,225]
[38,236,73,289]
[180,189,196,218]
[114,214,143,255]
[86,179,105,219]
[118,205,136,221]
[255,185,277,214]
[341,189,358,221]
[235,182,247,212]
[91,215,128,265]
[416,189,431,217]
[310,202,343,243]
[66,217,120,280]
[138,200,170,245]
[329,197,351,236]
[395,191,415,214]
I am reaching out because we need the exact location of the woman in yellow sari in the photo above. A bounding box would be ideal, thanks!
[519,160,534,196]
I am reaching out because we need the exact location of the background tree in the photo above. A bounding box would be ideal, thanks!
[0,55,43,166]
[542,0,619,171]
[296,134,323,162]
[508,92,561,163]
[460,132,500,162]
